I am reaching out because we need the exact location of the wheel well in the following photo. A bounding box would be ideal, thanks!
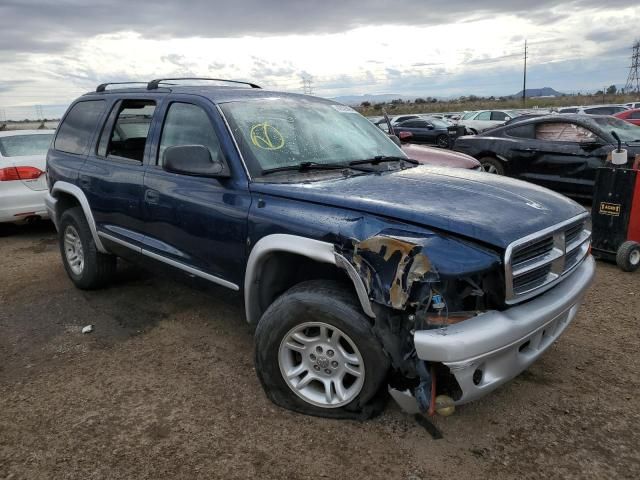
[54,192,81,222]
[254,252,354,324]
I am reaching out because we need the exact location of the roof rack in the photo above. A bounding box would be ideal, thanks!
[96,82,149,92]
[146,77,262,90]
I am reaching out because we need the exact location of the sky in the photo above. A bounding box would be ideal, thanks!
[0,0,639,119]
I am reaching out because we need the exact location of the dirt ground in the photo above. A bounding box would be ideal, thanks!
[1,222,639,480]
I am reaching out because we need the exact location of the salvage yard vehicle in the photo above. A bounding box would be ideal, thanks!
[453,114,640,199]
[46,78,595,419]
[0,130,54,223]
[394,117,452,148]
[457,110,521,134]
[614,108,640,126]
[558,105,628,115]
[399,141,480,169]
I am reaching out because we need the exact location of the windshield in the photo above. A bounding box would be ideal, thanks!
[461,111,477,120]
[220,97,405,176]
[591,117,640,143]
[426,118,450,128]
[0,134,53,157]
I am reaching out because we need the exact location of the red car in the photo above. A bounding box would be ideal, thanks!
[614,108,640,126]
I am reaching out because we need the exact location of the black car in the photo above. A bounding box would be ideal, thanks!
[453,114,640,198]
[394,117,452,148]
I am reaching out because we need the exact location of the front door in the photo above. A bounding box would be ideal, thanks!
[142,98,250,286]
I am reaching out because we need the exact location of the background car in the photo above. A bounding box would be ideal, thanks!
[614,108,640,126]
[400,142,480,169]
[394,117,452,148]
[0,130,54,223]
[457,110,521,134]
[453,114,640,198]
[624,102,640,109]
[558,105,628,115]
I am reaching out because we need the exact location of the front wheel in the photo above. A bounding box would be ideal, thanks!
[254,280,390,419]
[479,156,505,175]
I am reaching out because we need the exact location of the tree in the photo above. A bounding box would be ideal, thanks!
[360,101,371,107]
[606,84,617,95]
[415,98,427,104]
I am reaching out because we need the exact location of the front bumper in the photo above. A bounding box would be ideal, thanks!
[413,255,595,404]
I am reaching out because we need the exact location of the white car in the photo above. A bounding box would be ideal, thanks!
[457,110,520,134]
[0,130,54,223]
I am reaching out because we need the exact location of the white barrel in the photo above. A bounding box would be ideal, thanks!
[612,149,628,165]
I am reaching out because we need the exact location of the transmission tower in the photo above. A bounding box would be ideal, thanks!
[625,40,640,94]
[301,75,314,95]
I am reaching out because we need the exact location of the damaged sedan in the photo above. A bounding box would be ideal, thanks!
[453,114,640,199]
[45,79,595,420]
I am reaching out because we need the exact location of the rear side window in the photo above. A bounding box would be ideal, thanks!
[55,100,105,155]
[506,124,535,139]
[535,123,596,142]
[630,111,640,120]
[0,134,53,157]
[559,108,578,114]
[98,100,156,162]
[158,103,225,165]
[491,111,508,121]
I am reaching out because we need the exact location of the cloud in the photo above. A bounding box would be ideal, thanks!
[2,0,639,57]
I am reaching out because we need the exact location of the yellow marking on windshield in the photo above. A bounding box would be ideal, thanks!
[250,122,285,150]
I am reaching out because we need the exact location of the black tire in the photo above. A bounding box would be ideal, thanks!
[616,241,640,272]
[58,207,116,289]
[254,280,390,420]
[479,156,505,175]
[436,134,450,148]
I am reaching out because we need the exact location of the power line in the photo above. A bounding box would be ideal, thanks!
[624,40,640,94]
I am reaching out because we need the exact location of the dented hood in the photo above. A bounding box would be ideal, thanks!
[251,166,586,249]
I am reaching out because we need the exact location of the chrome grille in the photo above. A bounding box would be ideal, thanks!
[505,214,591,304]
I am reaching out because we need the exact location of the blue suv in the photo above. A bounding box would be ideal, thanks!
[45,78,595,419]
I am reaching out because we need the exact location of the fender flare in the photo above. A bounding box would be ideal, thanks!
[50,181,107,253]
[244,234,375,324]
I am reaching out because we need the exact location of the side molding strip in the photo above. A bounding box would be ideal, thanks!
[244,234,375,324]
[98,232,239,291]
[51,181,107,253]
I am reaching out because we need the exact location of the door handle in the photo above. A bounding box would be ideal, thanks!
[144,190,160,205]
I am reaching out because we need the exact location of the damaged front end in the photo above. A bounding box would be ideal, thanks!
[337,229,502,414]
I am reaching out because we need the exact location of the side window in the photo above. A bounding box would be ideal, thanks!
[55,100,106,155]
[401,120,423,128]
[491,111,508,121]
[535,123,596,142]
[100,100,156,162]
[630,112,640,120]
[506,124,535,139]
[559,108,578,114]
[158,103,225,166]
[476,111,491,120]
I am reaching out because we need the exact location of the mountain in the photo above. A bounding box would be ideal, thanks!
[511,87,564,98]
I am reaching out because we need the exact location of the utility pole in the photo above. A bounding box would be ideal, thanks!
[522,40,528,107]
[625,40,640,94]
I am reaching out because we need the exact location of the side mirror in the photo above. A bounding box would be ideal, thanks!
[425,124,434,130]
[163,145,229,177]
[398,131,413,142]
[388,135,402,147]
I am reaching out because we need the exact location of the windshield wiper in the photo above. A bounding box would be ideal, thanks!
[261,161,375,176]
[349,155,419,167]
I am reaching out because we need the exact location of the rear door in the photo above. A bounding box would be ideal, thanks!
[141,96,250,287]
[80,97,160,246]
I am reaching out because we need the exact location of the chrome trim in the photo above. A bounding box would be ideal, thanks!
[215,104,252,181]
[97,231,239,291]
[504,212,590,305]
[414,255,595,404]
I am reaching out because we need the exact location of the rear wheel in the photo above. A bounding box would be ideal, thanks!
[436,134,450,148]
[616,241,640,272]
[254,280,390,419]
[59,207,116,289]
[479,156,505,175]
